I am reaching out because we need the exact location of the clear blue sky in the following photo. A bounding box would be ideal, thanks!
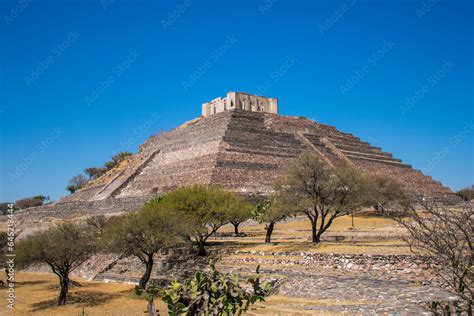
[1,0,473,202]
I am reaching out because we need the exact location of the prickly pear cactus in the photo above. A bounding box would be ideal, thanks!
[162,264,273,316]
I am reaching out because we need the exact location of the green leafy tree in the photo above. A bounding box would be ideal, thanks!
[159,185,234,256]
[103,199,187,289]
[162,264,274,315]
[252,198,293,243]
[223,195,252,236]
[369,176,411,215]
[279,152,376,243]
[16,223,96,305]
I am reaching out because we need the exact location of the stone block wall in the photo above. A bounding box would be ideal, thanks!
[202,92,278,117]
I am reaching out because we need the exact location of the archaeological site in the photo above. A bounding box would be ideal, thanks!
[7,92,469,314]
[3,0,472,314]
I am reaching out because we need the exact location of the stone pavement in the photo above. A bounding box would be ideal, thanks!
[276,273,455,314]
[218,262,458,315]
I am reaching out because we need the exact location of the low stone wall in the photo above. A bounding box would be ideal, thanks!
[230,251,437,282]
[15,196,149,226]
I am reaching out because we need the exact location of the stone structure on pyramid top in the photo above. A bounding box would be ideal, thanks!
[202,92,278,117]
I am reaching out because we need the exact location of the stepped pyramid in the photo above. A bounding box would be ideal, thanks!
[17,92,454,223]
[55,92,456,214]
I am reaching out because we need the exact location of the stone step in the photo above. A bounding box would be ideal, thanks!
[340,150,402,162]
[327,136,375,149]
[92,150,161,201]
[332,142,390,156]
[347,154,411,168]
[224,129,301,143]
[224,147,303,158]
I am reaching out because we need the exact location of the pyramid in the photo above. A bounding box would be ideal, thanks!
[58,101,455,205]
[23,93,456,221]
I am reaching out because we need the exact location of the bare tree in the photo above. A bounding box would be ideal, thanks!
[383,198,473,315]
[279,152,375,243]
[86,215,109,235]
[67,174,89,194]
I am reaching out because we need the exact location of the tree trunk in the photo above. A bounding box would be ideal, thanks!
[58,275,69,306]
[311,219,318,243]
[233,223,239,235]
[197,241,207,256]
[138,255,154,289]
[265,222,275,244]
[315,232,322,243]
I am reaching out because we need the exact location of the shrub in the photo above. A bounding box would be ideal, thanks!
[84,167,105,180]
[456,186,474,202]
[15,195,50,209]
[252,198,293,243]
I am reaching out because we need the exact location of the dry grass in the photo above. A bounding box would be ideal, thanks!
[0,272,167,315]
[214,214,411,255]
[248,296,369,315]
[220,214,401,236]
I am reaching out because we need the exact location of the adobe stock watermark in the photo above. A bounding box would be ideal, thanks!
[416,0,440,19]
[5,203,16,310]
[318,0,356,35]
[101,0,116,10]
[258,0,277,15]
[256,56,299,96]
[339,40,395,96]
[401,60,454,114]
[9,127,64,182]
[182,35,238,91]
[24,31,80,87]
[3,0,32,25]
[84,50,140,106]
[161,0,192,30]
[424,121,474,173]
[112,112,160,155]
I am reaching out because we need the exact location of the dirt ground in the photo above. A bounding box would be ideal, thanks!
[0,214,417,315]
[0,272,168,315]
